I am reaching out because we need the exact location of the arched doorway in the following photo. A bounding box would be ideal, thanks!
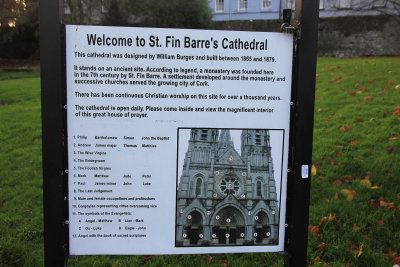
[184,210,203,245]
[253,211,271,243]
[211,206,245,245]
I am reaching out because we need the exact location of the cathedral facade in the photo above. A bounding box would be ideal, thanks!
[176,129,279,246]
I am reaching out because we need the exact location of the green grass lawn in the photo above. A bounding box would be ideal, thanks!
[0,69,43,266]
[0,57,399,266]
[309,57,400,266]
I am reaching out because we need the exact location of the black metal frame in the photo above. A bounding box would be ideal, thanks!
[284,0,319,266]
[40,0,69,266]
[39,0,318,265]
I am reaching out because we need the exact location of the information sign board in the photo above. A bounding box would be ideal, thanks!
[66,25,293,254]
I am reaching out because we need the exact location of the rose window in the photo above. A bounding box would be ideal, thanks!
[219,177,240,195]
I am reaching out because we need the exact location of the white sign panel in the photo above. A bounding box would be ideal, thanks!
[66,25,293,255]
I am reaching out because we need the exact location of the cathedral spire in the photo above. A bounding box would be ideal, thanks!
[218,129,234,149]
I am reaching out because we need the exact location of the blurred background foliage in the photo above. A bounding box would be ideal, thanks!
[0,0,214,59]
[0,0,39,59]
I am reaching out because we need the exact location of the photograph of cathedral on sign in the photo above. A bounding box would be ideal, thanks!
[175,128,283,247]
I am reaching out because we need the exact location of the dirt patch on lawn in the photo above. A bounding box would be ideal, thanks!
[0,58,40,71]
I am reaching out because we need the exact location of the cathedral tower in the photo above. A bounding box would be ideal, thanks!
[176,129,279,247]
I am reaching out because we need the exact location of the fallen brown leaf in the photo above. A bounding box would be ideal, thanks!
[364,95,373,101]
[360,179,372,187]
[387,202,396,211]
[310,256,321,265]
[308,225,321,236]
[315,242,327,251]
[318,216,328,226]
[361,235,370,240]
[370,199,379,208]
[333,180,342,187]
[311,165,317,176]
[357,244,364,257]
[384,247,398,259]
[341,189,356,201]
[392,257,400,265]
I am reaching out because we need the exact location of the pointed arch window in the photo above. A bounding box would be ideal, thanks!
[256,180,262,197]
[195,178,202,196]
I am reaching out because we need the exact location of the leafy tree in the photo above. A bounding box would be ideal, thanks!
[140,0,213,29]
[0,0,24,29]
[0,0,39,58]
[103,1,126,26]
[358,0,400,25]
[63,0,102,24]
[64,0,213,29]
[332,0,400,25]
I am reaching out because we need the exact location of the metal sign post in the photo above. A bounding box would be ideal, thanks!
[284,0,319,266]
[40,0,68,266]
